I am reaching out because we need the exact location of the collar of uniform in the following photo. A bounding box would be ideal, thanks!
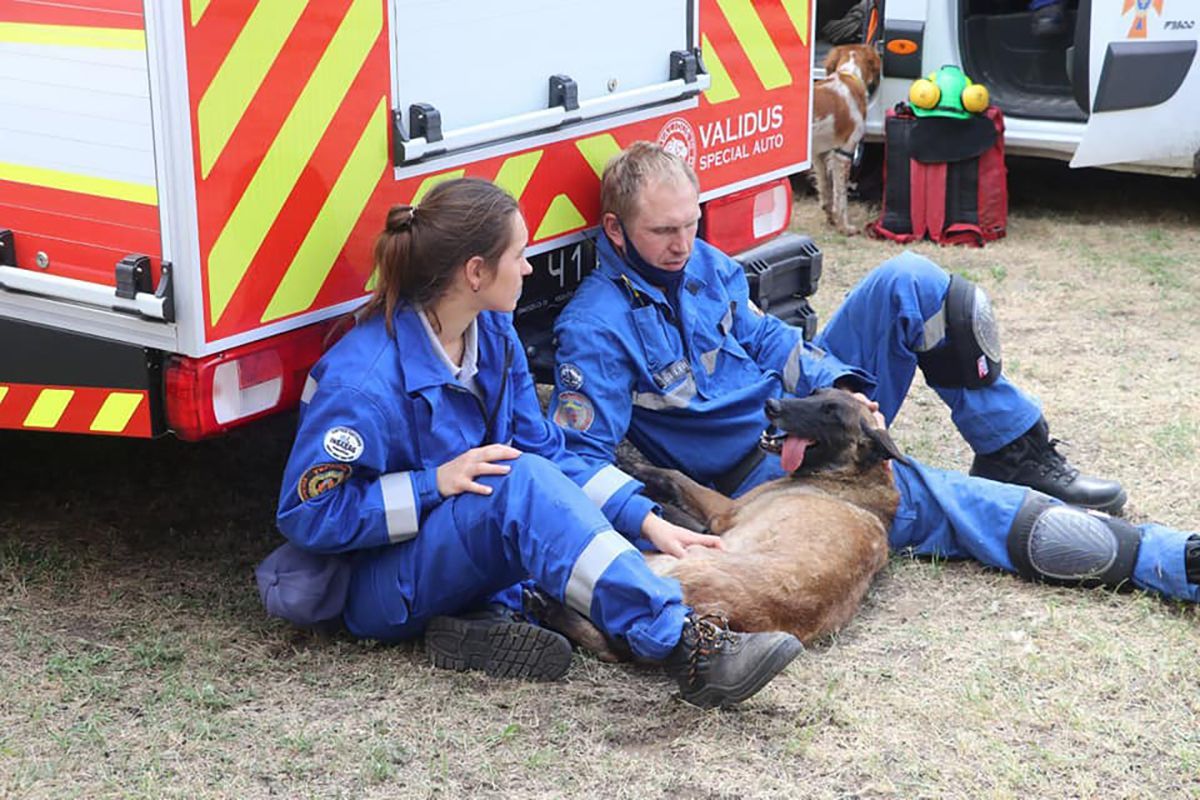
[416,308,479,385]
[595,233,677,309]
[392,305,465,394]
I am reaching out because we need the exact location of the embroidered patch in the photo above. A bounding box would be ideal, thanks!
[298,463,351,501]
[652,359,692,389]
[323,426,364,462]
[553,391,595,432]
[558,362,584,391]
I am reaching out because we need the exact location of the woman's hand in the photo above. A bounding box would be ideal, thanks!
[436,444,522,497]
[640,512,725,559]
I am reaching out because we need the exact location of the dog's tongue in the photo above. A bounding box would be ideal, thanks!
[780,436,814,474]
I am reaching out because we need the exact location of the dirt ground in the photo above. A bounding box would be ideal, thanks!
[2,157,1199,799]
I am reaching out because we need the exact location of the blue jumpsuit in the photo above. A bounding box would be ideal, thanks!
[550,236,1199,603]
[276,306,690,659]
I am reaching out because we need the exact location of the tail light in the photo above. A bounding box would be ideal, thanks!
[701,178,793,256]
[165,319,343,441]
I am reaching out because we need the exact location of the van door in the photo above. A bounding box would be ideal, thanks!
[1071,0,1199,169]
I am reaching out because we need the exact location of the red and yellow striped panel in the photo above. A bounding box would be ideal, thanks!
[0,383,152,437]
[189,0,813,342]
[0,0,160,288]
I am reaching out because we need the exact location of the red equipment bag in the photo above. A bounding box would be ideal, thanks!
[870,104,1008,247]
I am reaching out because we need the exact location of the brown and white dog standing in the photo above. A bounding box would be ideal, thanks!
[811,44,881,235]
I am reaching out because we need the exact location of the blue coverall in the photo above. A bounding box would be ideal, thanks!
[550,236,1199,603]
[276,306,690,658]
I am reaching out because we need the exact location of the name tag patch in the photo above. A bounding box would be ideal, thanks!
[652,359,692,389]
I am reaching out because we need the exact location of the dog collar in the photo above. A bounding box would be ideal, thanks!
[837,70,866,91]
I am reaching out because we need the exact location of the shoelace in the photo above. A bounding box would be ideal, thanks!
[683,613,735,686]
[1036,437,1080,482]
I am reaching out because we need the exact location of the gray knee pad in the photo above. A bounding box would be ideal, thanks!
[1006,492,1141,588]
[916,274,1002,388]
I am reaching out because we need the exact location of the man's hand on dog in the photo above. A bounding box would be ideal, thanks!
[641,512,725,558]
[834,381,887,430]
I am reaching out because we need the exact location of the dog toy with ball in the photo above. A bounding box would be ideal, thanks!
[908,65,990,118]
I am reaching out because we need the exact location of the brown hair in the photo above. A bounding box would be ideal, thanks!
[363,178,519,332]
[600,140,700,224]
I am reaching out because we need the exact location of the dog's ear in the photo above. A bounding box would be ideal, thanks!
[860,419,908,465]
[823,46,844,75]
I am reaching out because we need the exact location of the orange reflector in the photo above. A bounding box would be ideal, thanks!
[887,39,919,55]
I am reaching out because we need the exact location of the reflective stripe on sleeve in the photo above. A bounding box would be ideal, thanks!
[379,471,419,542]
[564,529,638,616]
[301,375,318,404]
[582,464,635,508]
[782,340,804,393]
[632,374,697,410]
[916,306,947,352]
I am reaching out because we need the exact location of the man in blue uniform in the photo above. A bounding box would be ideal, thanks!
[549,141,1200,603]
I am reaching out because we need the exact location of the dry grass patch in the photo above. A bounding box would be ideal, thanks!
[2,157,1199,799]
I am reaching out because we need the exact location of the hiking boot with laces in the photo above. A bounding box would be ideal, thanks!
[970,417,1127,514]
[664,614,803,709]
[425,604,573,681]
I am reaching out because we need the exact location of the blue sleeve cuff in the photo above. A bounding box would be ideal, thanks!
[612,491,660,540]
[410,467,443,517]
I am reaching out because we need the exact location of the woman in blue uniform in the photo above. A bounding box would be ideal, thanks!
[271,178,802,708]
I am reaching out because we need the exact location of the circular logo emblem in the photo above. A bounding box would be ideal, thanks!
[323,426,364,462]
[552,391,595,432]
[656,117,697,168]
[558,362,584,391]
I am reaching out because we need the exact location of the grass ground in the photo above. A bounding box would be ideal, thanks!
[2,157,1198,799]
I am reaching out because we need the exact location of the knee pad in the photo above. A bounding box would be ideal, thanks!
[916,274,1002,388]
[1006,492,1141,588]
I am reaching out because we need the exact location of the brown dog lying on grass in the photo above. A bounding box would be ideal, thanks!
[527,388,905,661]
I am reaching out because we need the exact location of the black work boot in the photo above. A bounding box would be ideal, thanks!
[970,417,1127,514]
[665,614,803,709]
[1186,535,1200,586]
[425,605,573,681]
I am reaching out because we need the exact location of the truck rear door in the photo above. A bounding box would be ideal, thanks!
[1071,0,1200,169]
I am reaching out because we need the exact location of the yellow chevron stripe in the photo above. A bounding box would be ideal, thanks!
[0,386,7,406]
[198,1,308,179]
[716,0,792,90]
[780,0,810,46]
[535,195,587,241]
[262,97,389,323]
[191,0,213,26]
[0,22,144,50]
[412,170,465,204]
[24,389,73,429]
[701,33,741,105]
[362,168,466,293]
[90,392,144,433]
[493,151,543,200]
[207,0,382,327]
[575,135,621,180]
[0,162,156,205]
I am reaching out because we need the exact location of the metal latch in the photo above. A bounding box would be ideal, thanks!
[0,229,14,267]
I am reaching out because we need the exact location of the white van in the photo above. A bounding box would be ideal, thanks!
[828,0,1200,176]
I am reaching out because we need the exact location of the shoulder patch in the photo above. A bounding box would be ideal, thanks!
[323,426,364,462]
[298,463,351,501]
[553,391,595,432]
[558,362,584,391]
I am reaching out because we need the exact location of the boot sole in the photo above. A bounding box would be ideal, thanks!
[425,616,572,681]
[680,637,805,709]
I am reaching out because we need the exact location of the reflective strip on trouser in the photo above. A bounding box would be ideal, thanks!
[889,457,1200,603]
[341,453,689,658]
[814,251,1041,454]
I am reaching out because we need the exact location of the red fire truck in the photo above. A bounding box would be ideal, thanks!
[0,0,819,440]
